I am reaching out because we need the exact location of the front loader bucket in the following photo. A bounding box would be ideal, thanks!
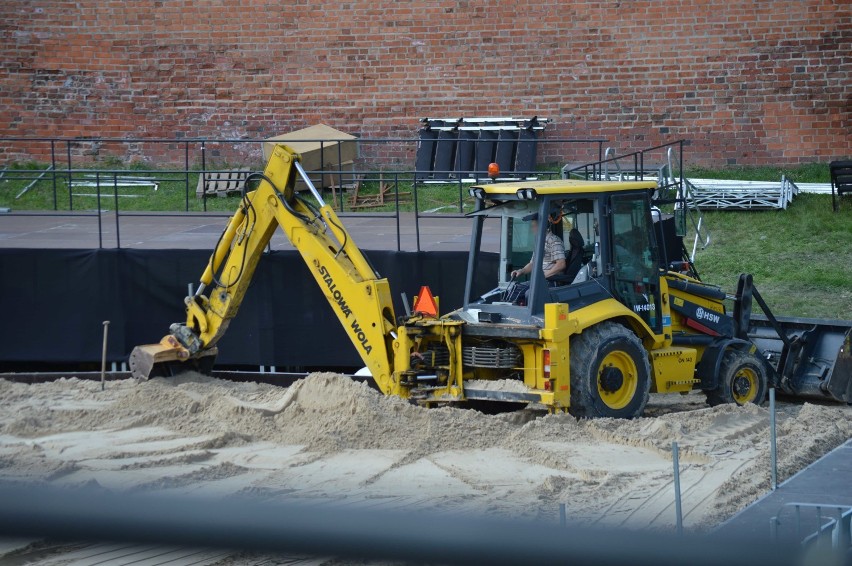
[128,336,217,380]
[748,315,852,402]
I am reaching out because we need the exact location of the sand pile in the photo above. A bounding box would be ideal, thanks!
[0,372,850,534]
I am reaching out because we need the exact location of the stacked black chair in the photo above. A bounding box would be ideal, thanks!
[415,117,548,181]
[830,159,852,211]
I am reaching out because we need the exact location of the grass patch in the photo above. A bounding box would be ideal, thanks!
[685,162,830,183]
[692,193,852,319]
[0,165,241,213]
[0,164,478,214]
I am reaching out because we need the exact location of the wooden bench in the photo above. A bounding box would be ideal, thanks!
[830,159,852,211]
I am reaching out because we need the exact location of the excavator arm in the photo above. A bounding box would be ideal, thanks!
[129,145,399,393]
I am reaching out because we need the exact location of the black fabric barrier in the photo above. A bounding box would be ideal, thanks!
[0,249,498,369]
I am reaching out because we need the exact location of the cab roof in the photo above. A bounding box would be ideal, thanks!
[471,178,658,196]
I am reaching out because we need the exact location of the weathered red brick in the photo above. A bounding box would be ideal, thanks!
[0,0,848,167]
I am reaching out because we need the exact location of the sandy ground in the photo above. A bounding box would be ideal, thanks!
[0,372,850,564]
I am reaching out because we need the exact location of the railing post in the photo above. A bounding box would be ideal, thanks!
[394,172,401,252]
[95,172,103,249]
[100,320,109,391]
[796,505,802,540]
[673,441,683,536]
[337,141,344,197]
[338,163,344,211]
[184,140,190,212]
[836,509,851,550]
[597,141,604,179]
[113,172,121,249]
[50,139,58,210]
[66,140,73,211]
[414,175,421,252]
[201,140,207,212]
[770,388,777,490]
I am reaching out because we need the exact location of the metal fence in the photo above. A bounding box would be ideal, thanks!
[0,136,690,251]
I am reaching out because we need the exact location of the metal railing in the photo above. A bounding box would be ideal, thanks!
[559,139,715,260]
[771,502,852,560]
[1,137,704,253]
[0,136,615,251]
[561,139,685,187]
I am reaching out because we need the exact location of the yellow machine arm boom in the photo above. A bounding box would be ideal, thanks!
[129,145,398,391]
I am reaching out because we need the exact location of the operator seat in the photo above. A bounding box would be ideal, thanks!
[546,228,585,286]
[563,228,585,282]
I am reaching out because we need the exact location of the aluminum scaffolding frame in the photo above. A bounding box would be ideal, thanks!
[686,177,801,210]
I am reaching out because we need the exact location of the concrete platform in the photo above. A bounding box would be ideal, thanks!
[0,211,499,252]
[713,438,852,551]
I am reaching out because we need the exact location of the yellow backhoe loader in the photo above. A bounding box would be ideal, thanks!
[129,145,851,418]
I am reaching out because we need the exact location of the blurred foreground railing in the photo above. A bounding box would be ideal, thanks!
[771,502,852,562]
[0,482,807,566]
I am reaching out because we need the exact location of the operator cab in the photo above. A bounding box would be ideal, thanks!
[457,179,664,334]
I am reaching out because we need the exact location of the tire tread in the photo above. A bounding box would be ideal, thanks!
[569,322,651,419]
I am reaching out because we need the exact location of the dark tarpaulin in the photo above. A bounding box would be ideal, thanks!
[0,249,498,369]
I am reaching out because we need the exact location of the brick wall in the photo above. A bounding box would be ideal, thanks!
[1,0,849,167]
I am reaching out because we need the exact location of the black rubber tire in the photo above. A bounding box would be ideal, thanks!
[705,349,769,407]
[568,322,651,419]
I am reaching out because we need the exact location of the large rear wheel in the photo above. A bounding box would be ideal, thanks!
[569,322,651,419]
[705,349,768,406]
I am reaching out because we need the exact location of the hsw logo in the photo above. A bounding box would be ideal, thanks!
[694,307,720,324]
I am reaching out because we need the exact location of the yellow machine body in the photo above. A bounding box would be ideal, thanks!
[130,145,776,418]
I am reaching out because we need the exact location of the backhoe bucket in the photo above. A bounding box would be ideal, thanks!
[748,315,852,402]
[128,336,217,380]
